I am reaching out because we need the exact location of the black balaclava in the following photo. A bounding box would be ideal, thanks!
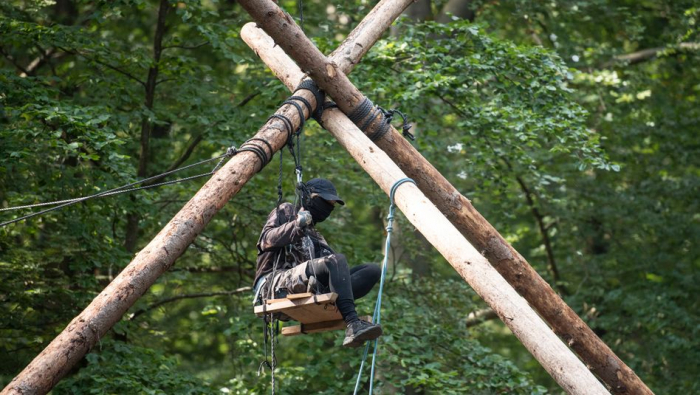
[304,196,335,223]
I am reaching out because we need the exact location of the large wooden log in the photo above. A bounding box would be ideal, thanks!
[241,27,608,394]
[238,3,652,394]
[0,1,416,394]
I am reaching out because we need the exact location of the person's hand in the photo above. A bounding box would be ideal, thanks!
[296,209,312,228]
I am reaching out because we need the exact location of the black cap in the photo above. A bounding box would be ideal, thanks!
[306,178,345,205]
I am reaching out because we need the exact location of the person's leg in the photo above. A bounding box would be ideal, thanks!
[305,254,357,323]
[350,263,381,300]
[306,254,383,348]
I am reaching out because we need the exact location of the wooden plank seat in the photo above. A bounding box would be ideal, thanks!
[254,292,368,336]
[254,292,342,335]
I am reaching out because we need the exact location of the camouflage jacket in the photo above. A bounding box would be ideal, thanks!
[254,202,334,285]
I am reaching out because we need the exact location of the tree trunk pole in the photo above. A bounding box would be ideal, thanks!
[243,28,608,393]
[1,2,416,393]
[324,108,609,395]
[0,108,299,395]
[238,2,652,393]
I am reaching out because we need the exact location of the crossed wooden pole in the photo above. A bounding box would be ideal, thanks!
[2,1,652,394]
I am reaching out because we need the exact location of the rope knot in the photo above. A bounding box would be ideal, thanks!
[225,146,238,157]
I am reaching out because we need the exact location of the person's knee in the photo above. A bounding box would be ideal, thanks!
[366,263,381,283]
[326,253,348,270]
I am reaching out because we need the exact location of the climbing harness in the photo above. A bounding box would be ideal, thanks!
[353,177,416,395]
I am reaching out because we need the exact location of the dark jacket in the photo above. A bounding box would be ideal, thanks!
[254,202,334,285]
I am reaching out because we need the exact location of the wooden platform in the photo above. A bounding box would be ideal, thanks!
[254,292,371,337]
[282,315,372,337]
[254,292,342,324]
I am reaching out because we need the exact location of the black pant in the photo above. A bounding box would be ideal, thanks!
[305,254,381,323]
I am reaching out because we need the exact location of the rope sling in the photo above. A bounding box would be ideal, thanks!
[353,177,416,394]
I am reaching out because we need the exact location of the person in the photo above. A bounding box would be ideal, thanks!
[253,178,383,348]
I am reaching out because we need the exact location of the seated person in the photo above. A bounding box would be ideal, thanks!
[253,178,382,347]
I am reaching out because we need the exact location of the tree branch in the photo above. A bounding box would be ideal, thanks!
[125,0,171,252]
[55,46,146,86]
[236,91,260,108]
[513,174,567,295]
[603,42,700,68]
[129,287,251,320]
[155,77,175,85]
[142,133,204,187]
[162,40,209,51]
[465,308,498,327]
[0,47,30,75]
[18,48,62,77]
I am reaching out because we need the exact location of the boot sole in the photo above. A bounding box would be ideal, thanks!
[342,325,383,348]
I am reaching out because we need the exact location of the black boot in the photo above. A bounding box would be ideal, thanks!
[342,320,383,348]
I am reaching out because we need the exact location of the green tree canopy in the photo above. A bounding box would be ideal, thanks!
[1,0,697,393]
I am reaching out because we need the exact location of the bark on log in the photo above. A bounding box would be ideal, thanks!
[0,2,416,393]
[238,3,653,393]
[322,110,609,395]
[242,32,608,391]
[1,106,303,395]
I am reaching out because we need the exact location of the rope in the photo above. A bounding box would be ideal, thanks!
[348,98,374,124]
[353,177,416,395]
[0,147,240,228]
[282,99,306,133]
[295,79,326,121]
[258,253,283,394]
[347,97,415,142]
[298,0,304,32]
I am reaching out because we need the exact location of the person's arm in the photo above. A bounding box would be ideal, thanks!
[258,204,310,252]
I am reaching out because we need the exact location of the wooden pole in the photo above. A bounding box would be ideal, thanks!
[238,3,653,393]
[242,27,609,394]
[1,2,415,394]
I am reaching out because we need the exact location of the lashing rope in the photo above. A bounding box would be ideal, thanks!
[259,80,327,393]
[353,177,416,395]
[347,97,415,142]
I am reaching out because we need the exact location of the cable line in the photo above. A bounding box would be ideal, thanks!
[0,147,237,228]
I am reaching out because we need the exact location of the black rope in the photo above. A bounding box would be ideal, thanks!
[386,109,415,141]
[298,0,304,32]
[286,96,313,119]
[268,114,294,142]
[281,99,306,134]
[295,79,326,121]
[347,97,415,142]
[367,116,392,142]
[348,98,374,124]
[360,105,383,133]
[238,140,270,173]
[246,137,274,160]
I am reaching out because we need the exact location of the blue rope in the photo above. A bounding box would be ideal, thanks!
[353,177,416,394]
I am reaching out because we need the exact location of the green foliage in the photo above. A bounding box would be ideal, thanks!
[1,0,698,393]
[54,341,217,394]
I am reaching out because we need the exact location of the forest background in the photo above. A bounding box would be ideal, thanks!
[1,0,698,393]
